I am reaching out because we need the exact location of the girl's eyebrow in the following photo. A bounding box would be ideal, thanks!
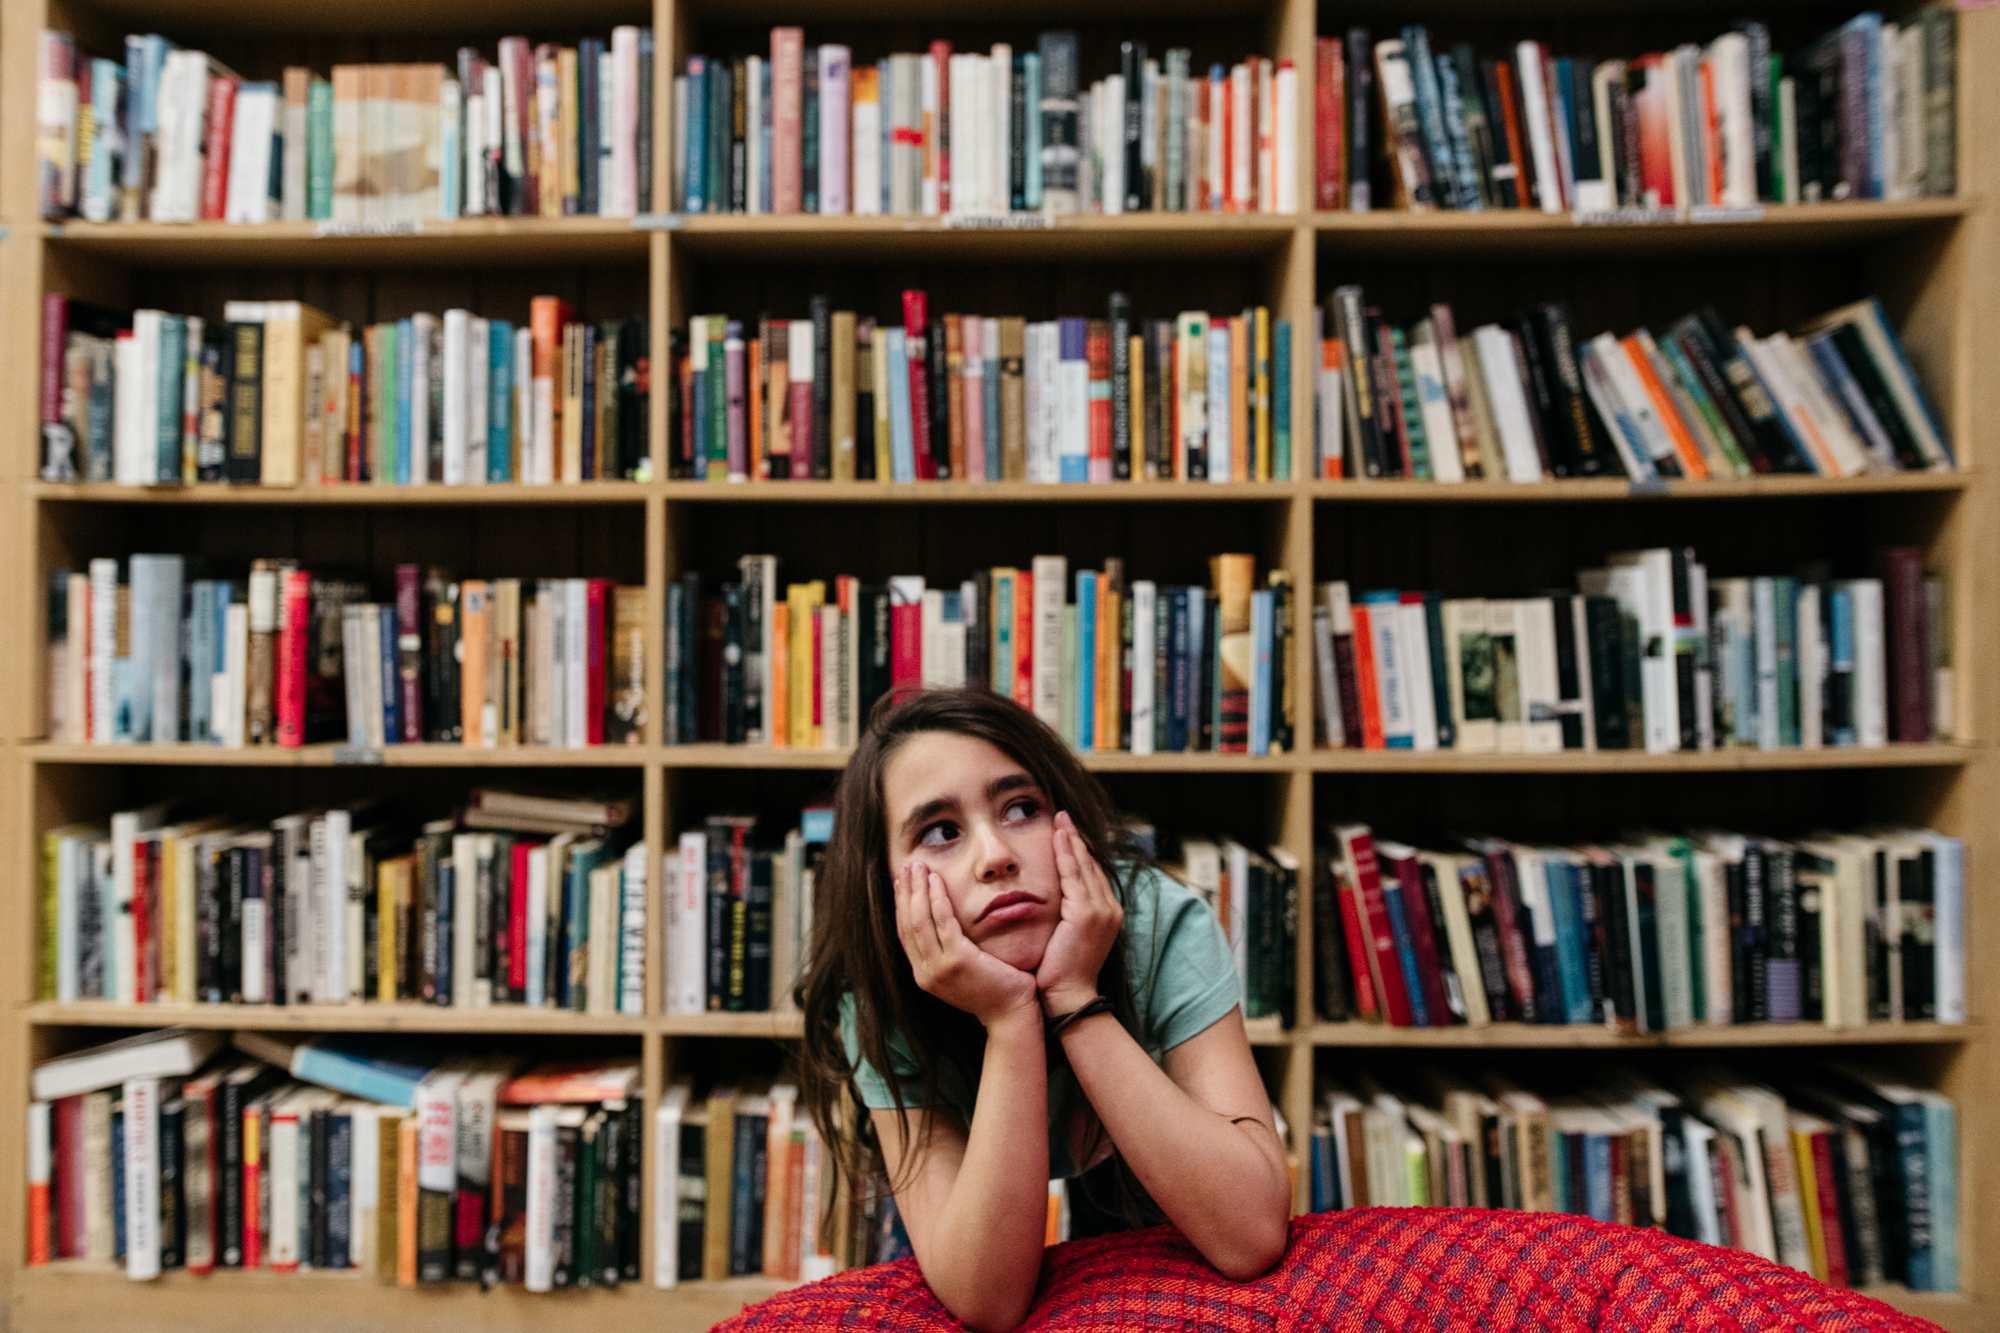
[896,774,1038,844]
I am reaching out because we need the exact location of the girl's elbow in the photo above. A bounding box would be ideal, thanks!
[947,1293,1034,1333]
[1209,1208,1290,1281]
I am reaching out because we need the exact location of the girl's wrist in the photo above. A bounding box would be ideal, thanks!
[982,999,1047,1041]
[1041,984,1102,1018]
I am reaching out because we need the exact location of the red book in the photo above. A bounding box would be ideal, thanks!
[1085,320,1112,482]
[889,579,923,690]
[1378,842,1452,1027]
[811,606,824,729]
[1482,843,1544,1023]
[1629,56,1674,207]
[346,342,364,480]
[1700,62,1724,202]
[199,75,238,221]
[771,28,804,213]
[1347,602,1386,749]
[1314,38,1343,210]
[395,563,425,742]
[902,290,936,480]
[131,836,152,1002]
[586,578,610,745]
[1335,824,1412,1026]
[1492,61,1536,211]
[929,41,953,212]
[275,568,311,747]
[509,840,533,993]
[1809,1130,1850,1286]
[55,1095,85,1258]
[1011,569,1035,708]
[1333,866,1379,1020]
[1875,546,1930,743]
[40,293,67,428]
[248,1105,276,1271]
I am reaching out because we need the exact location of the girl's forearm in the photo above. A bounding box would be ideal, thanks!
[1058,1014,1289,1279]
[914,1009,1052,1332]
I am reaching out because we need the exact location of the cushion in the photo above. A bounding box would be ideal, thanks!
[715,1207,1945,1332]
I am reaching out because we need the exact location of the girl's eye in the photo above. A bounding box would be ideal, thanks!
[1003,798,1040,824]
[918,821,959,848]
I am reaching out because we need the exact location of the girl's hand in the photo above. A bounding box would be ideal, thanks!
[894,861,1040,1028]
[1036,812,1125,1016]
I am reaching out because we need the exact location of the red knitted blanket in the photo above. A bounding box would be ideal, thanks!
[717,1207,1944,1331]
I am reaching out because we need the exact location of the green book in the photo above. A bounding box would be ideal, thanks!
[306,77,334,220]
[1389,325,1432,481]
[706,321,727,478]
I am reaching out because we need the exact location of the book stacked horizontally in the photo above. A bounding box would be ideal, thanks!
[674,293,1297,484]
[1316,822,1964,1033]
[1308,1063,1957,1291]
[673,32,1299,217]
[39,790,643,1015]
[25,1033,651,1289]
[45,560,646,750]
[40,294,648,487]
[1311,291,1951,482]
[35,29,657,224]
[670,553,1293,756]
[1314,7,1958,213]
[1309,545,1947,756]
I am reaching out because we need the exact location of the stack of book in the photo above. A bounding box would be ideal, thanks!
[39,295,649,486]
[671,293,1296,484]
[1313,8,1959,212]
[1159,837,1299,1027]
[35,29,656,223]
[26,1032,647,1289]
[663,809,828,1017]
[1309,545,1946,755]
[1312,291,1952,482]
[672,32,1298,217]
[669,552,1292,756]
[1309,1063,1958,1291]
[45,560,646,750]
[1315,822,1964,1031]
[39,791,644,1016]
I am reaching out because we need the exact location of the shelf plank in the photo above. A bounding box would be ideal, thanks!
[670,210,1297,261]
[24,1001,648,1035]
[658,479,1294,502]
[659,743,1298,773]
[41,216,650,267]
[1303,744,1972,773]
[659,1012,805,1039]
[30,481,650,506]
[1302,1022,1976,1048]
[24,742,649,768]
[1305,472,1970,502]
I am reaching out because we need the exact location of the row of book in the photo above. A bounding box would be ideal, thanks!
[1312,292,1952,483]
[667,554,1295,756]
[1310,1062,1957,1291]
[1316,822,1964,1033]
[46,560,647,749]
[673,33,1298,218]
[670,295,1297,485]
[26,1030,650,1288]
[1309,545,1946,757]
[36,791,644,1015]
[40,294,650,487]
[1314,8,1958,213]
[36,30,656,223]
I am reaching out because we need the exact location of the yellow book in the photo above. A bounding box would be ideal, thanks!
[770,604,789,747]
[1229,314,1249,482]
[871,324,893,482]
[560,324,584,482]
[1098,560,1122,748]
[254,301,341,485]
[831,310,857,481]
[1129,334,1146,480]
[558,47,581,211]
[786,582,825,748]
[375,1112,404,1280]
[703,1086,739,1280]
[459,581,488,747]
[377,855,408,1001]
[1254,306,1272,481]
[1791,1122,1829,1282]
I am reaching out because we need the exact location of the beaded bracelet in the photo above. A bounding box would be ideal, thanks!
[1047,995,1115,1038]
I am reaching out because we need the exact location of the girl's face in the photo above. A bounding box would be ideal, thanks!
[881,730,1063,973]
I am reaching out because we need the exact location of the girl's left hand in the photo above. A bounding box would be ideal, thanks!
[1035,811,1125,1017]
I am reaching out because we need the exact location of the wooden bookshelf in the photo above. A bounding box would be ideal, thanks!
[1,0,1994,1328]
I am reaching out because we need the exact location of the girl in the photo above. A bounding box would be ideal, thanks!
[799,689,1291,1333]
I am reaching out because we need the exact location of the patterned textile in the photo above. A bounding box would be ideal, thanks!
[715,1208,1944,1332]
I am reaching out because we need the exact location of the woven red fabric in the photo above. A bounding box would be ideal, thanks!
[715,1208,1945,1332]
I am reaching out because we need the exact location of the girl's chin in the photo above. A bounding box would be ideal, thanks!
[977,925,1056,974]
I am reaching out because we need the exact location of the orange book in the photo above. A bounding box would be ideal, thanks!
[397,1117,419,1285]
[1012,570,1035,707]
[242,1103,265,1268]
[1348,602,1386,750]
[770,604,789,746]
[1700,63,1724,203]
[1097,561,1122,748]
[747,337,763,481]
[944,314,967,480]
[527,296,575,483]
[26,1103,49,1264]
[1618,335,1710,479]
[498,1060,639,1104]
[1229,315,1250,480]
[459,580,488,746]
[1492,63,1535,211]
[1321,339,1346,478]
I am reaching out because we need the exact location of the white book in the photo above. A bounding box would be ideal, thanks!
[1751,576,1781,750]
[266,1092,306,1270]
[1486,598,1525,752]
[122,1077,161,1279]
[224,83,278,223]
[1366,597,1413,748]
[524,1103,559,1291]
[1598,551,1680,752]
[611,27,640,216]
[1030,556,1067,725]
[1514,597,1563,753]
[1230,63,1252,210]
[852,66,880,216]
[1769,332,1873,476]
[340,606,368,745]
[349,1104,380,1271]
[565,578,588,747]
[820,45,851,215]
[88,558,117,741]
[1841,578,1888,746]
[1931,833,1964,1023]
[110,803,169,1002]
[1695,848,1733,1026]
[438,78,461,218]
[1397,599,1438,751]
[668,832,707,1014]
[1515,43,1564,212]
[991,44,1012,211]
[525,843,550,1008]
[670,75,688,210]
[220,601,249,747]
[1471,325,1544,482]
[1796,586,1824,748]
[620,841,647,1016]
[441,310,469,484]
[1131,581,1156,755]
[515,326,540,482]
[1708,33,1757,207]
[1220,839,1251,1001]
[452,833,478,1007]
[1273,59,1298,213]
[653,1082,692,1287]
[467,316,489,482]
[1408,335,1463,482]
[407,312,437,481]
[1778,77,1800,203]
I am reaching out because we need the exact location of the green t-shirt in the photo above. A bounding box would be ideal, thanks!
[840,864,1240,1178]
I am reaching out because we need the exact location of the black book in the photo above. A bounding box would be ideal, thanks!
[1742,842,1769,1022]
[1510,311,1573,477]
[1581,595,1630,749]
[1344,29,1373,210]
[1726,855,1752,1022]
[810,295,833,479]
[1547,594,1586,749]
[1900,844,1935,1020]
[1668,550,1699,752]
[1631,859,1665,1032]
[1797,849,1831,1023]
[1577,857,1606,1017]
[927,309,951,478]
[1565,58,1602,208]
[224,322,264,483]
[579,322,599,478]
[1009,55,1028,210]
[1664,317,1771,473]
[744,850,773,1010]
[422,570,461,742]
[857,584,892,722]
[434,853,455,1007]
[1767,842,1801,1021]
[1312,854,1350,1021]
[221,844,246,1002]
[729,55,747,214]
[666,328,691,476]
[677,571,701,742]
[676,1117,706,1280]
[218,1064,281,1266]
[552,1115,579,1288]
[1694,305,1808,470]
[597,1106,623,1286]
[1449,44,1499,209]
[578,40,603,213]
[1143,320,1166,479]
[619,1097,644,1282]
[1457,855,1514,1023]
[854,316,876,480]
[729,1105,768,1275]
[1596,858,1637,1029]
[703,816,751,1010]
[1475,58,1520,209]
[427,320,446,481]
[801,50,820,212]
[1539,303,1617,476]
[1826,323,1925,468]
[637,31,655,211]
[158,1079,186,1270]
[1109,293,1132,480]
[709,58,733,216]
[1414,859,1460,1024]
[722,582,746,743]
[308,1106,330,1268]
[196,325,232,482]
[1734,23,1775,201]
[1120,42,1145,210]
[968,569,992,692]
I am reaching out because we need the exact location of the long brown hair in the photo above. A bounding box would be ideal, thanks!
[796,687,1150,1216]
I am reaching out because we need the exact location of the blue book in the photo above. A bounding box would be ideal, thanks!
[1058,318,1089,482]
[235,1034,447,1109]
[761,61,775,212]
[1549,1127,1568,1213]
[1249,588,1272,755]
[1434,54,1484,212]
[983,342,1002,481]
[1273,318,1291,479]
[188,580,215,743]
[111,1098,126,1258]
[1023,53,1043,208]
[156,315,184,481]
[689,319,708,480]
[1584,1130,1613,1221]
[86,61,125,219]
[1401,27,1459,210]
[1166,587,1190,751]
[1187,587,1208,750]
[1927,1096,1956,1291]
[1207,320,1232,479]
[434,861,454,1004]
[395,318,415,485]
[377,604,401,743]
[1378,876,1431,1026]
[326,1108,353,1267]
[729,1106,763,1275]
[663,581,683,745]
[1309,1127,1333,1212]
[347,337,365,478]
[1829,588,1856,745]
[1843,13,1886,198]
[1075,572,1097,749]
[580,322,598,477]
[886,328,915,482]
[1543,859,1594,1024]
[685,56,708,213]
[488,320,514,481]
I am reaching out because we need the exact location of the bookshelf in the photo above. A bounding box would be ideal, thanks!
[0,0,1993,1328]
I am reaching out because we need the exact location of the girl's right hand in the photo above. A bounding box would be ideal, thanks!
[894,861,1040,1029]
